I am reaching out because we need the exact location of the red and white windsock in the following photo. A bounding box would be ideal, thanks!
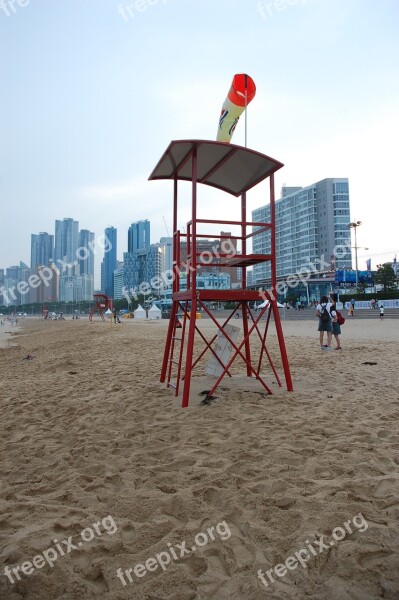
[216,74,256,143]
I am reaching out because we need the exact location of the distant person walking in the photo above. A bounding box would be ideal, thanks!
[380,304,384,320]
[316,295,333,351]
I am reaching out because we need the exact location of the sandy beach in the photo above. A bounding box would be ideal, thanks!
[0,316,398,600]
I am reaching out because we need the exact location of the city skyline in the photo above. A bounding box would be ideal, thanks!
[0,187,390,288]
[1,0,399,275]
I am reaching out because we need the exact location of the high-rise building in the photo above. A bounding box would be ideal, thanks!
[104,226,117,298]
[147,243,164,286]
[54,218,79,267]
[123,248,148,292]
[59,274,93,302]
[31,232,54,269]
[178,233,239,285]
[128,220,150,253]
[77,229,94,300]
[123,221,151,293]
[160,237,173,274]
[113,266,124,300]
[252,178,351,285]
[34,263,59,304]
[78,230,95,276]
[2,263,34,306]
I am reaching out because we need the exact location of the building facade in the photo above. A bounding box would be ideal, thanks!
[123,220,152,293]
[103,226,117,298]
[252,179,351,285]
[54,218,79,266]
[160,237,173,274]
[31,232,54,269]
[128,220,150,253]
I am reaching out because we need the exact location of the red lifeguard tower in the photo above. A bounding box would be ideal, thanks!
[89,293,111,321]
[149,140,293,407]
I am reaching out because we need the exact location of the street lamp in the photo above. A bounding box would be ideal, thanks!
[348,221,362,293]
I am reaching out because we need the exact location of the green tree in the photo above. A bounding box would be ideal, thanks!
[356,279,367,294]
[374,263,397,292]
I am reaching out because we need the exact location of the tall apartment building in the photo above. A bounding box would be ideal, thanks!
[179,232,239,285]
[128,220,150,253]
[78,230,95,276]
[160,237,173,274]
[113,265,124,300]
[77,229,94,300]
[1,263,34,306]
[123,220,151,292]
[55,218,79,267]
[103,226,117,298]
[31,232,54,269]
[252,178,351,285]
[55,219,96,301]
[34,263,59,304]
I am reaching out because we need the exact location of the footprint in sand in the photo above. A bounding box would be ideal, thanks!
[156,484,177,494]
[357,550,392,568]
[201,547,231,577]
[374,478,399,498]
[186,555,208,577]
[120,524,136,543]
[86,569,109,594]
[193,487,222,505]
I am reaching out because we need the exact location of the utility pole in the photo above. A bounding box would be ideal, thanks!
[349,221,362,293]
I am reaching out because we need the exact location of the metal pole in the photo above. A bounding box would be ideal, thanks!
[244,74,248,148]
[354,226,359,293]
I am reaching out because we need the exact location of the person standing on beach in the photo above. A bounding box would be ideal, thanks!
[329,297,342,350]
[316,295,333,351]
[380,304,384,320]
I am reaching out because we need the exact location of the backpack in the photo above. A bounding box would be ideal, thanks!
[336,310,345,325]
[320,305,330,323]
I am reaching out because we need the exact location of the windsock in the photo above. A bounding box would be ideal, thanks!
[216,74,256,143]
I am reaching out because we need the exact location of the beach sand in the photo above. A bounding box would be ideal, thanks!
[0,316,398,599]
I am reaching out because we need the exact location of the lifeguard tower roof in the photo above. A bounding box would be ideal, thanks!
[148,139,284,197]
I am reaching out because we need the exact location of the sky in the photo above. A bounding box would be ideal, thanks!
[1,0,399,287]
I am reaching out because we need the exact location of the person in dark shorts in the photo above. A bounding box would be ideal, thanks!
[316,295,333,351]
[330,298,342,350]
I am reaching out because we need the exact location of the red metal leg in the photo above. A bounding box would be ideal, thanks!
[272,301,293,391]
[160,301,177,383]
[242,301,252,376]
[181,297,197,408]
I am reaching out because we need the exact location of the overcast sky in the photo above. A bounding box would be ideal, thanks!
[1,0,398,286]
